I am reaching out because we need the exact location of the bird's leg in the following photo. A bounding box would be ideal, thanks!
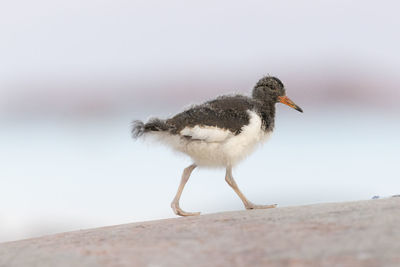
[171,164,200,216]
[225,166,277,210]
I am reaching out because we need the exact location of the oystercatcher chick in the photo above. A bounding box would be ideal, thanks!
[132,76,303,216]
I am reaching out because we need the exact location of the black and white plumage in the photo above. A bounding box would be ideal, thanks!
[132,76,303,216]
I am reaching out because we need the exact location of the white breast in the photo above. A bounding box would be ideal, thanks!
[149,110,271,167]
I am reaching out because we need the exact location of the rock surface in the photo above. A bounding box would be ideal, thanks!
[1,198,400,267]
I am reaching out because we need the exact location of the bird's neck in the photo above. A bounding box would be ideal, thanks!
[255,100,276,132]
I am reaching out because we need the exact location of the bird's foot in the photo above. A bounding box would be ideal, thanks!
[171,202,201,217]
[245,202,277,210]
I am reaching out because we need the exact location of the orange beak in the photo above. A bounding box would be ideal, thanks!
[278,96,303,113]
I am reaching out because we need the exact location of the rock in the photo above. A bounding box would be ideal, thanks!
[1,198,400,267]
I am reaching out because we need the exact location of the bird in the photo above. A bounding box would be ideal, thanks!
[132,76,303,216]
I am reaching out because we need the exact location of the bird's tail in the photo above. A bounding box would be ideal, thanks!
[131,118,170,139]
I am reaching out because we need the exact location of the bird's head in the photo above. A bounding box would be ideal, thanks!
[252,76,303,113]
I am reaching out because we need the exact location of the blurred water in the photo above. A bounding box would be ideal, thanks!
[1,107,399,242]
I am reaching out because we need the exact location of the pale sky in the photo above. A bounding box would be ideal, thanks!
[1,0,399,115]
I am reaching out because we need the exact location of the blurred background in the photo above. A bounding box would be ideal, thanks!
[1,0,399,243]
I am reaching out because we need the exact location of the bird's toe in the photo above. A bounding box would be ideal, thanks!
[171,202,201,217]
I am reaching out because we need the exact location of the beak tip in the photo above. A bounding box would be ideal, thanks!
[279,96,303,113]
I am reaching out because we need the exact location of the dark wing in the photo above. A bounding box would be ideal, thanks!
[166,95,255,138]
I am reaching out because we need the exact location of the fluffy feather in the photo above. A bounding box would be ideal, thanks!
[147,111,271,167]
